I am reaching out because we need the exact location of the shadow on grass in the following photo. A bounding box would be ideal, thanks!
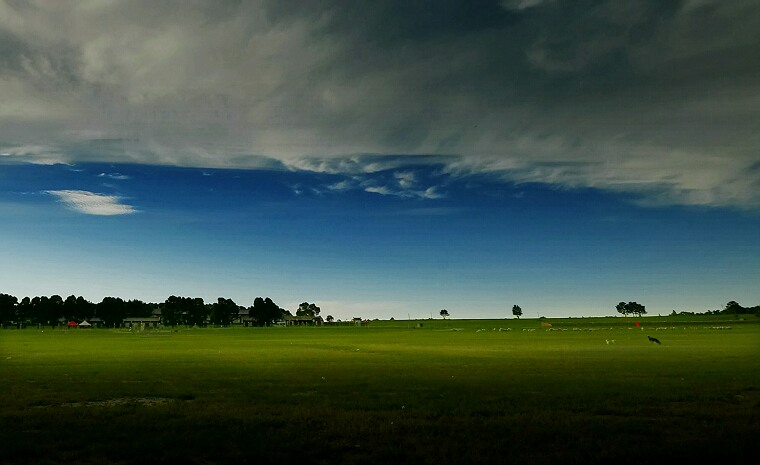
[2,395,758,465]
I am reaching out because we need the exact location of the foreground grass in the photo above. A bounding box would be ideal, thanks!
[1,317,759,464]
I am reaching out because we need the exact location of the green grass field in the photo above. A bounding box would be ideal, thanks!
[2,317,759,464]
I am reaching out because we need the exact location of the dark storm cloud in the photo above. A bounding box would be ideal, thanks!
[1,0,758,207]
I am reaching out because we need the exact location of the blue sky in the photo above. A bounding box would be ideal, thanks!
[1,1,759,319]
[2,161,757,319]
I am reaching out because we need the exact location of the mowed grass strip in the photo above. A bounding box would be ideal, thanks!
[1,319,758,464]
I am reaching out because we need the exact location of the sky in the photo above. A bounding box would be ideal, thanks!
[1,0,759,320]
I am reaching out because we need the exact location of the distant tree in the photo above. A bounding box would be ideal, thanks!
[440,309,449,319]
[325,315,334,323]
[628,302,646,317]
[162,296,185,327]
[63,295,79,321]
[124,299,154,318]
[616,302,628,316]
[75,296,96,321]
[616,301,646,317]
[210,298,237,327]
[250,297,284,326]
[0,293,18,326]
[62,294,97,321]
[250,297,264,325]
[720,301,760,315]
[723,301,744,314]
[31,295,64,327]
[512,305,522,319]
[161,296,208,327]
[296,302,321,317]
[97,297,128,328]
[183,298,207,327]
[16,297,31,328]
[29,296,45,326]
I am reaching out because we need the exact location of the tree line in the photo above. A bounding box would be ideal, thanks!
[0,292,323,329]
[670,300,760,317]
[616,300,759,317]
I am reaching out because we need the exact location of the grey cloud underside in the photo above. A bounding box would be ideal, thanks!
[1,0,759,208]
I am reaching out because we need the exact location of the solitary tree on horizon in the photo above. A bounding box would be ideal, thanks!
[512,304,522,319]
[440,309,449,319]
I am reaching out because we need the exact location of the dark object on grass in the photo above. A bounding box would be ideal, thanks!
[647,335,661,345]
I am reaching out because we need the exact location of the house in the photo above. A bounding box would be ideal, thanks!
[232,307,250,325]
[283,315,322,326]
[122,317,161,328]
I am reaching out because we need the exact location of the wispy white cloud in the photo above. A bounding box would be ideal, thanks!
[364,186,393,196]
[98,172,131,180]
[394,171,416,189]
[317,164,450,200]
[363,183,447,200]
[422,186,446,200]
[47,190,136,216]
[500,0,553,12]
[327,180,353,191]
[284,157,425,176]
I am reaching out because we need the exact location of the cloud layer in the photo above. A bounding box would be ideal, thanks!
[47,190,136,216]
[2,0,759,208]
